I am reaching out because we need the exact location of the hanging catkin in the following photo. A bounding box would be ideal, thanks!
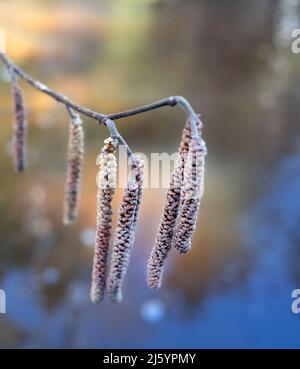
[90,138,118,303]
[11,73,27,172]
[63,113,84,225]
[172,134,207,254]
[107,156,144,303]
[147,114,203,289]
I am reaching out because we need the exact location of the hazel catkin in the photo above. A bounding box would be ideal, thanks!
[63,113,84,225]
[90,138,118,303]
[11,76,27,172]
[146,118,193,289]
[147,114,204,289]
[107,156,144,302]
[172,135,207,254]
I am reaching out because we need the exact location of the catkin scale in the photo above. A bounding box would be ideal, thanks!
[12,78,27,172]
[107,157,144,302]
[63,114,84,225]
[90,138,117,303]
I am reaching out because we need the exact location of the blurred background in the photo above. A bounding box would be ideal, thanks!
[0,0,300,348]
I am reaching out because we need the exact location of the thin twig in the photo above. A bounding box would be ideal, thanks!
[106,97,177,120]
[104,119,134,157]
[0,52,198,126]
[0,52,105,121]
[66,105,77,120]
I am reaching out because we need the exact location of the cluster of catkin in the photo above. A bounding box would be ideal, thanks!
[8,72,86,227]
[147,114,207,289]
[6,70,206,301]
[91,139,144,303]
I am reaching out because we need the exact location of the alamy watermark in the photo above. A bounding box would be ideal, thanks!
[96,144,200,189]
[291,29,300,53]
[291,289,300,314]
[0,289,6,314]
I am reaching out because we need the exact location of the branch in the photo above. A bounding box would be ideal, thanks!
[0,51,105,121]
[106,97,177,120]
[104,119,134,159]
[0,52,198,126]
